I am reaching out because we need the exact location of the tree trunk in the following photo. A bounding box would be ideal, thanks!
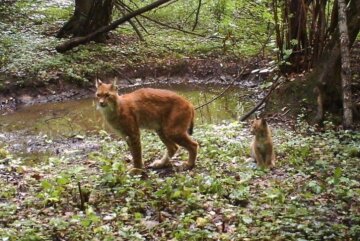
[337,0,353,129]
[57,0,114,42]
[56,0,172,53]
[313,0,360,125]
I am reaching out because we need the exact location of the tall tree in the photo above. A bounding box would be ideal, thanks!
[272,0,360,126]
[57,0,114,42]
[312,0,360,126]
[337,0,353,128]
[56,0,172,52]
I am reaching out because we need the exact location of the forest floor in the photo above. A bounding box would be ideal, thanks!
[1,1,360,240]
[1,121,360,240]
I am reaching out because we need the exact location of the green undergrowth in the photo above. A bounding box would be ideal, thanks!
[0,121,359,240]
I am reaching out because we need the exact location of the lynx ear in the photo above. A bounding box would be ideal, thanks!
[95,78,103,88]
[111,77,118,91]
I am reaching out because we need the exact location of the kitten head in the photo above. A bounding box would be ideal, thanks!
[250,118,268,135]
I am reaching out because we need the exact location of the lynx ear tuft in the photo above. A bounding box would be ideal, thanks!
[113,77,118,86]
[111,77,118,91]
[95,78,103,88]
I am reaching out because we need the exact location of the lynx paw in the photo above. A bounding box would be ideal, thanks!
[181,162,195,171]
[128,168,145,175]
[149,159,172,169]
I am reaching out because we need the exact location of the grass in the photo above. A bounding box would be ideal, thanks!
[0,121,359,240]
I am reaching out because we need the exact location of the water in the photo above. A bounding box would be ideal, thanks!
[0,85,253,138]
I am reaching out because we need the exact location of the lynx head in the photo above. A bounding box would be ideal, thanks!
[250,118,268,135]
[95,78,118,109]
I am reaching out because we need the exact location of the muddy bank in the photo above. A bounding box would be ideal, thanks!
[0,131,103,164]
[0,57,272,114]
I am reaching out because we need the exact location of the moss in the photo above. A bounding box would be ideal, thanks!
[0,148,9,159]
[40,7,72,22]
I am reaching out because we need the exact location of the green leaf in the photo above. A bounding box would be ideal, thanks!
[242,216,253,224]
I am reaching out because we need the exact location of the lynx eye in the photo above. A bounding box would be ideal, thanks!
[96,93,101,97]
[105,93,110,97]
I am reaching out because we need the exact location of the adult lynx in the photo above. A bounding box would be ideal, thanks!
[95,79,198,173]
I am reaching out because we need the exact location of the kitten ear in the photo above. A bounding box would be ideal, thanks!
[111,77,118,91]
[261,118,267,126]
[95,78,103,88]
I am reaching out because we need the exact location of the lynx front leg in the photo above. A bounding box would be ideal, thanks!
[126,132,143,170]
[252,148,266,167]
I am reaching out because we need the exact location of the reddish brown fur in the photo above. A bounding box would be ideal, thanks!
[95,79,198,172]
[250,118,275,168]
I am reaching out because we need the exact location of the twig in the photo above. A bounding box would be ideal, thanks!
[195,75,242,110]
[193,26,274,111]
[112,68,134,85]
[239,76,281,121]
[281,108,291,116]
[192,0,202,31]
[194,59,259,111]
[183,7,198,26]
[144,16,207,38]
[120,2,209,38]
[78,181,85,211]
[150,0,179,11]
[115,2,145,41]
[116,0,149,34]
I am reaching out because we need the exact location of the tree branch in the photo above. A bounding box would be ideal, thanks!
[114,2,144,41]
[56,0,172,52]
[117,0,149,34]
[120,2,209,38]
[192,0,202,31]
[239,76,281,122]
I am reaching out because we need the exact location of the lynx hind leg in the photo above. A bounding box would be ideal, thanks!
[150,131,179,169]
[262,147,275,168]
[269,152,276,167]
[171,133,198,170]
